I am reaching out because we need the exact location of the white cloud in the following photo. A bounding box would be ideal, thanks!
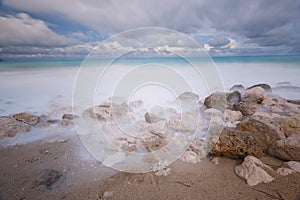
[0,13,77,47]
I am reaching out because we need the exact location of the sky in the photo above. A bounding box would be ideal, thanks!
[0,0,300,60]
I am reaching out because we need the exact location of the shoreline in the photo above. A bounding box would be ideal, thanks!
[1,83,300,199]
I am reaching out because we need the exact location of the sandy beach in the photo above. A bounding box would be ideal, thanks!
[0,138,299,200]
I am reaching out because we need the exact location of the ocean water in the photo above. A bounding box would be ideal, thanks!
[0,55,300,116]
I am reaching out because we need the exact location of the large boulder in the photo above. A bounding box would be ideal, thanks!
[12,112,39,125]
[269,134,300,161]
[237,115,285,147]
[0,116,31,139]
[235,156,274,186]
[210,127,265,159]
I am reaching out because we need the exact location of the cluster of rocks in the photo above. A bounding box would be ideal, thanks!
[1,83,299,184]
[0,111,78,140]
[203,83,300,185]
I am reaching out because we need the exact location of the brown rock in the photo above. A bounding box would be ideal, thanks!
[237,115,285,147]
[210,127,265,159]
[82,105,112,120]
[0,116,31,139]
[282,117,300,137]
[269,134,300,161]
[12,112,39,125]
[234,101,259,115]
[204,91,240,111]
[61,113,79,126]
[141,135,167,151]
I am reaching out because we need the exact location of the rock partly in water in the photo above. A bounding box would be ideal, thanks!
[61,113,79,126]
[230,84,245,92]
[35,115,60,128]
[34,169,63,189]
[82,104,112,120]
[141,134,167,151]
[247,83,272,92]
[269,134,300,161]
[0,116,31,139]
[204,91,241,111]
[204,92,227,111]
[12,112,39,125]
[210,127,265,159]
[235,156,274,186]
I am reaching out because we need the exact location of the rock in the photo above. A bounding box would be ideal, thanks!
[179,150,200,163]
[234,86,266,115]
[204,92,227,111]
[153,161,171,176]
[82,104,112,120]
[141,134,167,151]
[237,115,285,147]
[35,115,60,128]
[226,91,241,110]
[224,109,242,122]
[282,117,300,137]
[276,161,300,176]
[286,161,300,173]
[188,139,206,158]
[167,111,198,132]
[204,91,241,111]
[61,113,79,126]
[234,101,259,115]
[0,116,31,139]
[144,106,167,123]
[148,120,167,137]
[287,99,300,105]
[211,157,219,165]
[242,86,265,103]
[276,81,291,86]
[210,127,265,159]
[12,112,39,125]
[247,83,272,92]
[269,134,300,161]
[235,156,274,186]
[34,169,63,188]
[276,167,295,176]
[230,84,245,92]
[203,108,223,119]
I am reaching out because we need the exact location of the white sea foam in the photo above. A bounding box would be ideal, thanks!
[0,60,300,116]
